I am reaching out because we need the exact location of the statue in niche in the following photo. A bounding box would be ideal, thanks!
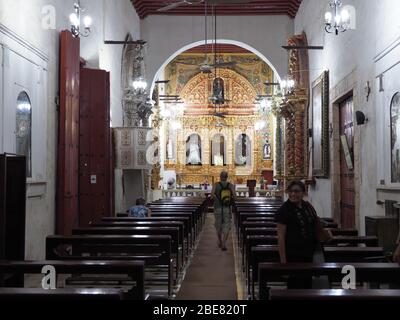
[213,77,225,104]
[235,134,251,166]
[166,138,174,160]
[186,134,202,165]
[263,141,272,160]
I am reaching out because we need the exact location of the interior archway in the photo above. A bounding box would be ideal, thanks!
[150,39,282,97]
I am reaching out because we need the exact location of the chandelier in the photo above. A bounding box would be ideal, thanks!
[280,75,295,97]
[69,0,92,38]
[325,0,350,35]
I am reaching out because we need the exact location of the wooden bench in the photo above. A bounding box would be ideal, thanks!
[0,288,125,301]
[102,217,193,249]
[244,235,379,272]
[93,221,190,257]
[46,235,173,297]
[249,246,385,299]
[72,227,183,277]
[0,260,145,300]
[258,263,400,300]
[269,289,400,301]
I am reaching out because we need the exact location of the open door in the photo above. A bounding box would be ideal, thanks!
[57,31,80,235]
[79,68,113,226]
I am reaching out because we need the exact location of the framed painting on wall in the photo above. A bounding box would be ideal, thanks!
[312,70,330,178]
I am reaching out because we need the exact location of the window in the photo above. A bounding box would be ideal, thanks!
[211,134,226,166]
[186,134,202,165]
[235,134,251,166]
[391,92,400,183]
[16,91,32,177]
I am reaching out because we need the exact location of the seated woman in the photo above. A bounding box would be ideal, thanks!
[129,198,152,218]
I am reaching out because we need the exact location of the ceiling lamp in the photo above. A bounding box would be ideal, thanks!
[69,0,92,38]
[280,76,295,97]
[325,0,350,35]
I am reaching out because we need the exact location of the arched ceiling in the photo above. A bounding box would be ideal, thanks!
[132,0,302,19]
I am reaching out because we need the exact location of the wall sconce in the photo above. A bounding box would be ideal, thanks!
[356,111,368,125]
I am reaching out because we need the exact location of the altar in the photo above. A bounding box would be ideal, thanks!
[154,52,276,187]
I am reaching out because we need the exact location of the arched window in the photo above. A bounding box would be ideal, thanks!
[211,134,226,166]
[186,134,202,165]
[16,91,32,177]
[391,92,400,183]
[235,134,251,166]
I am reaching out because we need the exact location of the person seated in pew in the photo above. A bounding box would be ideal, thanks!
[129,198,152,218]
[275,181,333,288]
[211,171,236,251]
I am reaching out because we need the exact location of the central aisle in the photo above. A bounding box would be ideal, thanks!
[176,212,238,300]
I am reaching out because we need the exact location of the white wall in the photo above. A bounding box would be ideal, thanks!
[141,15,294,89]
[295,0,400,233]
[0,0,140,259]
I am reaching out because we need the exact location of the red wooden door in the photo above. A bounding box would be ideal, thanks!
[339,96,355,229]
[79,68,113,226]
[57,31,80,235]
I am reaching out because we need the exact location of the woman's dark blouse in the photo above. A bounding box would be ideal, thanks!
[275,200,318,258]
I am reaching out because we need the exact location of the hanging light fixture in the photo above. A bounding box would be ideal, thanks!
[133,77,148,91]
[69,0,92,38]
[280,75,295,97]
[325,0,350,35]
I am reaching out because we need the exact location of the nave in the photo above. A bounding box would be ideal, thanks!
[1,194,400,301]
[1,0,400,305]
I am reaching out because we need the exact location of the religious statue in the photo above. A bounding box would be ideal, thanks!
[186,135,202,165]
[263,141,271,160]
[213,77,225,104]
[166,138,173,160]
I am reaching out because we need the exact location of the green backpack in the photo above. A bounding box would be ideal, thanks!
[218,182,232,206]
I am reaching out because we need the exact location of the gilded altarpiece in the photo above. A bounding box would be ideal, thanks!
[279,33,310,182]
[162,65,275,185]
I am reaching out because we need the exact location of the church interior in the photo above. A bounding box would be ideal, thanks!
[0,0,400,302]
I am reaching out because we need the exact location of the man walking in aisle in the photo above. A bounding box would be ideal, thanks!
[211,171,236,251]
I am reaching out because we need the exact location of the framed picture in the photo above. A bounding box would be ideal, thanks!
[312,70,330,178]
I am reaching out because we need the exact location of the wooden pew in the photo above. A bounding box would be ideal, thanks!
[244,235,379,272]
[102,217,193,248]
[72,227,183,277]
[249,246,385,299]
[46,235,172,297]
[93,221,190,257]
[269,289,400,301]
[150,207,204,233]
[0,288,124,301]
[258,263,400,300]
[0,260,145,300]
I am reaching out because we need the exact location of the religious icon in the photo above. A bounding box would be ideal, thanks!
[263,141,271,160]
[213,77,225,104]
[186,134,202,165]
[166,138,173,160]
